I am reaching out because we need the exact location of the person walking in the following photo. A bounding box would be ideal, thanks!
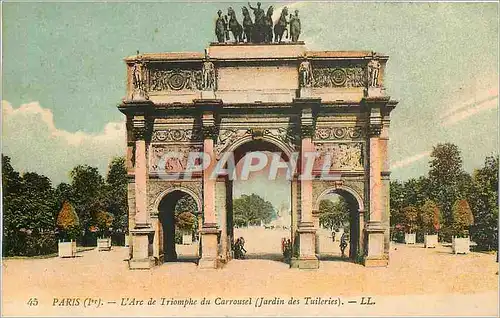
[340,232,348,258]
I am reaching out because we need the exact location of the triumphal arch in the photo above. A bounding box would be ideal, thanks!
[119,20,397,269]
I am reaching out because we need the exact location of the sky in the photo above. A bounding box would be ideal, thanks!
[2,1,499,207]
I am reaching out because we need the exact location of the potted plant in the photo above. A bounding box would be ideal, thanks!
[95,211,114,251]
[420,200,441,248]
[56,201,80,257]
[402,206,418,244]
[451,199,474,254]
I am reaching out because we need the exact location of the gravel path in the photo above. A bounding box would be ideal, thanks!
[2,228,498,316]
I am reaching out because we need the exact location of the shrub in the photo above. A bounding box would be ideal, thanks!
[451,199,474,237]
[419,199,441,235]
[56,201,81,241]
[94,210,114,237]
[401,206,419,233]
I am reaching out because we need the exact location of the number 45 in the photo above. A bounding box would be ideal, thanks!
[27,298,38,306]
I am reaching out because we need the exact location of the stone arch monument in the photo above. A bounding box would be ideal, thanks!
[118,41,398,270]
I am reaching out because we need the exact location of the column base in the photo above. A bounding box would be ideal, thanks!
[198,224,221,269]
[129,257,155,270]
[290,256,319,269]
[198,257,219,269]
[363,256,388,267]
[364,221,388,267]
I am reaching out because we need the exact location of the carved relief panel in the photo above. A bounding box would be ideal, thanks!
[152,129,202,143]
[149,68,203,92]
[149,144,203,174]
[314,126,365,141]
[312,66,366,88]
[314,142,364,171]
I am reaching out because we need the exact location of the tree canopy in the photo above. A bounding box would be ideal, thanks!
[233,193,275,227]
[318,197,349,231]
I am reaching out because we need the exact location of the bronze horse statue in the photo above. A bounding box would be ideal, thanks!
[273,6,289,42]
[242,6,253,43]
[228,7,243,42]
[263,6,274,42]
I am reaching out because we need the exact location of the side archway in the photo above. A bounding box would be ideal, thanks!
[314,184,364,260]
[153,187,202,263]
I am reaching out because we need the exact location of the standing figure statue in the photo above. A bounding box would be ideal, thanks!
[248,2,265,43]
[289,9,301,42]
[299,59,313,88]
[368,59,381,87]
[202,60,215,90]
[227,7,243,42]
[215,10,227,43]
[242,6,254,43]
[274,6,289,43]
[132,59,148,100]
[263,6,274,43]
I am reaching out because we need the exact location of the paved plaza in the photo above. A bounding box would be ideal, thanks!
[2,228,498,316]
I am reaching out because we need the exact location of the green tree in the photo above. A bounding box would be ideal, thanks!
[2,156,58,256]
[105,157,128,237]
[468,156,498,250]
[174,194,198,232]
[390,180,405,228]
[419,199,441,234]
[451,199,474,238]
[69,165,106,245]
[176,211,196,231]
[428,144,464,227]
[233,193,275,227]
[319,197,349,231]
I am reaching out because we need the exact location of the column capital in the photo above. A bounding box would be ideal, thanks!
[300,124,315,138]
[201,111,218,140]
[132,115,147,140]
[368,123,382,137]
[202,125,218,140]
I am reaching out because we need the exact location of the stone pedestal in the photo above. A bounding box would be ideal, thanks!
[198,225,220,269]
[367,87,386,98]
[129,227,155,270]
[299,87,314,98]
[295,222,319,269]
[201,90,216,99]
[364,221,388,267]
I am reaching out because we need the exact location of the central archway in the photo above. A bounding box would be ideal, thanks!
[222,138,295,263]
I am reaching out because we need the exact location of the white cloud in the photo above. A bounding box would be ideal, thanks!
[441,95,498,126]
[390,151,431,170]
[2,100,126,184]
[440,88,498,119]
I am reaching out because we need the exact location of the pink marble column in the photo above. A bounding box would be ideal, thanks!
[364,120,387,267]
[369,134,382,222]
[294,118,319,269]
[129,114,155,270]
[203,138,216,225]
[134,137,148,226]
[300,136,314,224]
[198,117,220,269]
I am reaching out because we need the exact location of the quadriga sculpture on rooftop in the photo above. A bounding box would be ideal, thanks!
[214,3,302,44]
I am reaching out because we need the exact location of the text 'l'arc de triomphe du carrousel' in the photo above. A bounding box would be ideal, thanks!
[118,3,398,270]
